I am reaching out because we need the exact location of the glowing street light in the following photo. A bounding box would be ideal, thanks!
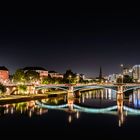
[69,75,72,84]
[120,64,124,84]
[120,64,123,67]
[129,69,133,73]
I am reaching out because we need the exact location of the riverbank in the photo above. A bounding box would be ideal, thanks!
[0,94,47,104]
[0,90,67,104]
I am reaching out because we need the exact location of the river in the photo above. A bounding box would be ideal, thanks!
[0,89,140,138]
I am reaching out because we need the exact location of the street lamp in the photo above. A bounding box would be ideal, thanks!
[120,64,123,68]
[120,64,124,84]
[69,75,72,84]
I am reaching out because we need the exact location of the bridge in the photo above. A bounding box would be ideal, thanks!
[35,96,140,127]
[35,83,140,94]
[4,83,140,96]
[35,100,140,115]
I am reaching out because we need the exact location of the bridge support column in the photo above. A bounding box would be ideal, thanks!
[67,91,74,99]
[117,85,124,93]
[67,97,74,110]
[5,87,10,95]
[68,86,74,92]
[75,91,81,98]
[67,89,74,111]
[117,93,124,127]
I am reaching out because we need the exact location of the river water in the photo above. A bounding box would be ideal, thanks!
[0,89,140,138]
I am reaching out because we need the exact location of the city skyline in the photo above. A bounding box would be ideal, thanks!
[0,64,137,77]
[1,9,140,76]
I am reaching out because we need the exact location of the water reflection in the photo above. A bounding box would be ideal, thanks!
[81,89,115,102]
[1,89,140,127]
[0,100,48,117]
[80,89,116,108]
[129,89,140,108]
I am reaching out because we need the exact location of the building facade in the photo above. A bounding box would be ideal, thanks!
[0,66,9,82]
[49,71,63,78]
[123,67,133,76]
[108,74,120,83]
[23,67,48,78]
[132,65,140,82]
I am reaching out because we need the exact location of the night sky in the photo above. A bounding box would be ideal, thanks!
[1,9,140,77]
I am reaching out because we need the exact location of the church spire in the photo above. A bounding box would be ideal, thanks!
[99,66,102,81]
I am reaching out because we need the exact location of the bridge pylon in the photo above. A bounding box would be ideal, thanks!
[67,97,74,110]
[117,92,124,127]
[68,85,74,92]
[117,84,124,93]
[67,86,74,110]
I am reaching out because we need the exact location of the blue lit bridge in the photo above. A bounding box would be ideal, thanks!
[35,83,140,94]
[35,100,140,115]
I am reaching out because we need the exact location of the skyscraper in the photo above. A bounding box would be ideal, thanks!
[132,65,140,82]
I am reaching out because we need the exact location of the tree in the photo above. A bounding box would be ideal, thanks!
[116,77,123,83]
[18,85,27,94]
[64,69,75,79]
[123,75,133,83]
[25,70,40,83]
[116,75,133,83]
[63,69,77,84]
[42,75,63,84]
[0,83,6,93]
[12,69,26,83]
[53,77,63,84]
[42,75,53,84]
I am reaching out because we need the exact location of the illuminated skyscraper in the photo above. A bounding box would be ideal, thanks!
[132,65,140,82]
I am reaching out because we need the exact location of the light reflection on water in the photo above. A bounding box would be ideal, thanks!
[0,100,48,117]
[128,89,140,108]
[0,89,140,130]
[79,89,116,108]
